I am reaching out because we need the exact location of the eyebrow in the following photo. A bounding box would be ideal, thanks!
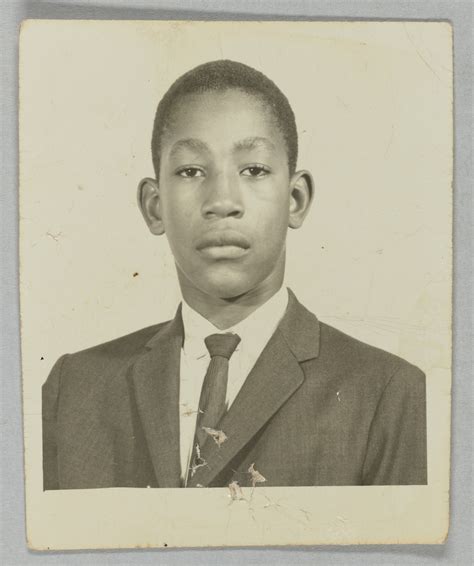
[169,136,277,160]
[232,136,276,152]
[169,138,211,159]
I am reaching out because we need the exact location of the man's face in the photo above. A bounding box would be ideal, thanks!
[156,89,294,300]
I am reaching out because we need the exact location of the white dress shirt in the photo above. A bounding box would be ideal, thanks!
[179,286,289,482]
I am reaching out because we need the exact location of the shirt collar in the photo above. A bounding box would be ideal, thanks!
[181,286,289,360]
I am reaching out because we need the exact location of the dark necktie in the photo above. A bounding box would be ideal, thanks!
[187,332,241,481]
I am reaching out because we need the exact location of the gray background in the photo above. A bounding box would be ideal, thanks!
[1,0,472,564]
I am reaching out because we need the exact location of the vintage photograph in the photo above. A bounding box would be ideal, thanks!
[20,20,452,548]
[42,58,427,490]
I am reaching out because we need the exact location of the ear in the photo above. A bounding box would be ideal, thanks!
[288,170,314,229]
[137,177,165,235]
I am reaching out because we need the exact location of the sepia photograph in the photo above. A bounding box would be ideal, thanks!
[20,20,452,548]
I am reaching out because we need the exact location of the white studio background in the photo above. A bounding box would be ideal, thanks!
[20,21,451,374]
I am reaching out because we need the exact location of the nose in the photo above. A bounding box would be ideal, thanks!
[201,171,244,219]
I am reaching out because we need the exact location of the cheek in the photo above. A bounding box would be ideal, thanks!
[161,193,192,233]
[252,212,288,265]
[254,197,289,236]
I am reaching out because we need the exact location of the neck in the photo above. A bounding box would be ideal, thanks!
[177,268,285,330]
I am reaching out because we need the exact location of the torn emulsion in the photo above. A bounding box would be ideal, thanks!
[187,427,227,480]
[180,403,204,417]
[228,481,245,501]
[226,463,266,502]
[189,443,207,478]
[202,426,227,447]
[46,231,63,241]
[248,463,266,488]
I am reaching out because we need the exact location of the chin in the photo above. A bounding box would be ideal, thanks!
[198,271,257,301]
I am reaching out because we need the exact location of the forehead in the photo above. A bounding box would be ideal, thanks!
[163,89,285,149]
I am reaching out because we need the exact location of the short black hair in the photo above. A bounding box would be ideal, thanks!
[151,59,298,178]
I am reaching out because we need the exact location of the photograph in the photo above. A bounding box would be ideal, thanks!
[42,58,427,491]
[20,20,452,548]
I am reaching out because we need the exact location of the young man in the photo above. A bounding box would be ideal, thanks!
[42,60,427,490]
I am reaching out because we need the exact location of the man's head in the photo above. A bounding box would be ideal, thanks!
[138,60,314,303]
[151,60,299,179]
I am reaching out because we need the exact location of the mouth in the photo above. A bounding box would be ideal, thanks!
[196,231,250,259]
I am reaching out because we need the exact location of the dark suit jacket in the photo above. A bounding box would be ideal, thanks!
[42,290,427,489]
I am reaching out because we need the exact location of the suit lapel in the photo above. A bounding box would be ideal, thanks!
[187,289,320,487]
[128,307,184,487]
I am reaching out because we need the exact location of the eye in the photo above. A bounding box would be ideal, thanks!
[241,165,270,178]
[177,167,205,178]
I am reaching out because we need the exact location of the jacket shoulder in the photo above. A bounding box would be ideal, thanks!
[73,321,169,358]
[50,320,171,382]
[317,319,425,389]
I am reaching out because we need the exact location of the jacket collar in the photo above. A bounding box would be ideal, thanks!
[277,288,320,362]
[130,289,320,487]
[128,306,184,487]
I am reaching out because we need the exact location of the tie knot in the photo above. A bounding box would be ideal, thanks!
[204,333,241,359]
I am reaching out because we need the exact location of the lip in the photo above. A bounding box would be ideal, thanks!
[196,230,250,259]
[196,230,250,250]
[197,245,249,259]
